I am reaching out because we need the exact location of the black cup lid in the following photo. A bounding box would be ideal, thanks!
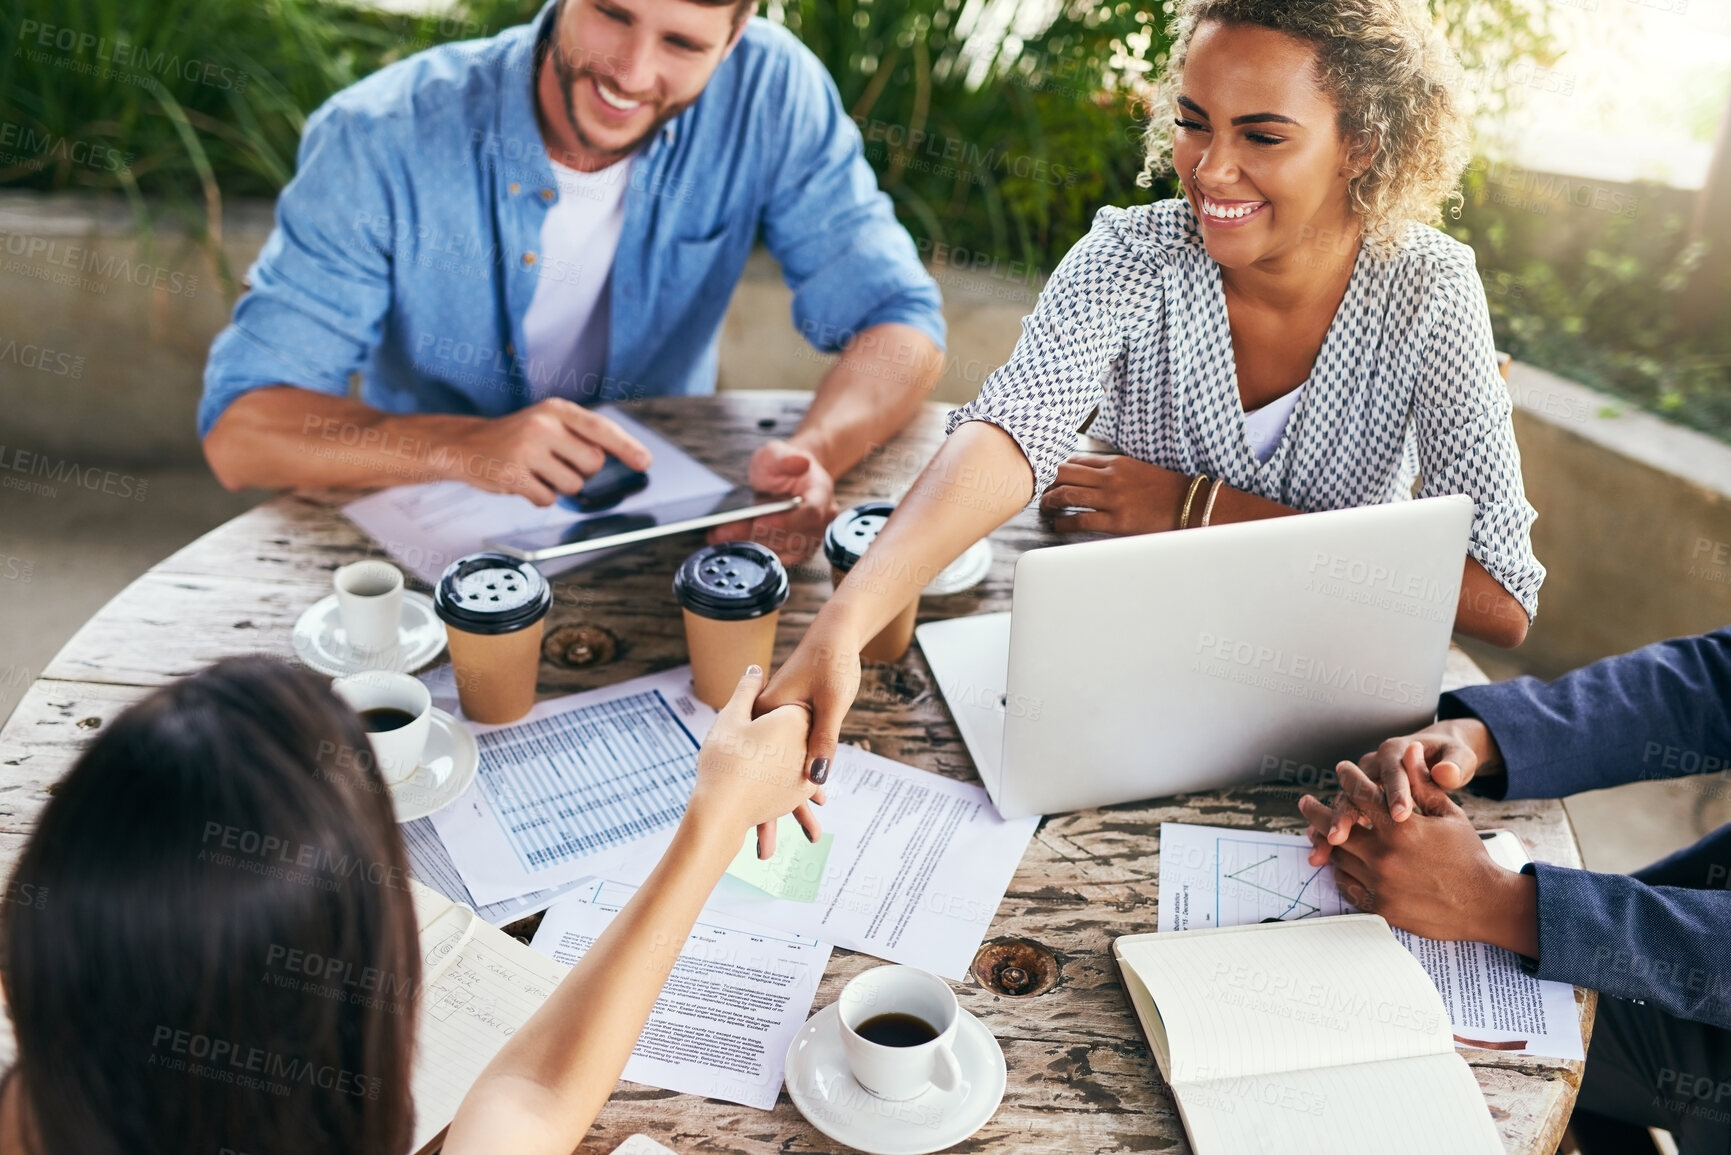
[672,541,789,621]
[433,553,551,635]
[824,501,896,572]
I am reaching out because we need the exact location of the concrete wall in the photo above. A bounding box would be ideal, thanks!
[1504,363,1731,676]
[0,192,1032,465]
[5,190,1728,677]
[0,193,275,465]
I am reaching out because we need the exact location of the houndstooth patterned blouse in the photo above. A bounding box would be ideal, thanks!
[948,197,1545,619]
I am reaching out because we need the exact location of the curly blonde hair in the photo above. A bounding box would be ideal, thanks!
[1139,0,1471,258]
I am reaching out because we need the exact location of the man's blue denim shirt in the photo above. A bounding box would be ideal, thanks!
[198,5,945,438]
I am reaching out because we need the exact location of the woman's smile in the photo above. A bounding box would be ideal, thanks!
[1200,195,1270,227]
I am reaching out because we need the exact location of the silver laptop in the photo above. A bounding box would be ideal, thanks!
[916,495,1473,819]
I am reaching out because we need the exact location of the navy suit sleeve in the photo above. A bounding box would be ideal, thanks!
[1441,626,1731,799]
[1437,627,1731,1027]
[1529,861,1731,1029]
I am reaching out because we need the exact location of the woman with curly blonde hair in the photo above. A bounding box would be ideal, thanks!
[761,0,1543,777]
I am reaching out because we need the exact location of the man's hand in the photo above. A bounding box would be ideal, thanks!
[1306,717,1501,849]
[1297,773,1539,956]
[447,398,652,505]
[708,439,837,565]
[1038,453,1189,534]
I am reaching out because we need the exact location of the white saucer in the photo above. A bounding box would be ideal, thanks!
[785,1003,1006,1155]
[924,537,993,596]
[390,708,479,822]
[293,591,447,677]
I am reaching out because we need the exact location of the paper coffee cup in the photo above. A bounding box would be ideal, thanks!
[673,542,789,710]
[432,553,551,725]
[825,502,917,663]
[334,560,405,655]
[836,965,965,1101]
[332,670,432,786]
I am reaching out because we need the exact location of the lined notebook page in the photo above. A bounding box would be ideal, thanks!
[408,881,568,1154]
[1116,915,1453,1084]
[1178,1052,1503,1155]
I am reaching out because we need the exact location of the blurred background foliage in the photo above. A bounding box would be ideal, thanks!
[5,0,1726,436]
[0,0,1556,270]
[1447,174,1731,437]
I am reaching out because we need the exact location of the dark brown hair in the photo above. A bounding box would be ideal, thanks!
[1141,0,1471,256]
[1,657,420,1155]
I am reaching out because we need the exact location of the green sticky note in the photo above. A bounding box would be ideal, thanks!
[725,813,833,902]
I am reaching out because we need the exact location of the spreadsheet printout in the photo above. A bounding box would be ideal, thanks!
[428,667,717,906]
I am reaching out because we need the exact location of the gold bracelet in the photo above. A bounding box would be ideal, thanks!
[1178,473,1208,529]
[1199,477,1225,527]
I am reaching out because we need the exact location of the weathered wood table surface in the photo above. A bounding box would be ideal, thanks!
[0,391,1591,1153]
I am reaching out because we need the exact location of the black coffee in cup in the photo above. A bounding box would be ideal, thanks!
[855,1013,939,1048]
[360,707,418,732]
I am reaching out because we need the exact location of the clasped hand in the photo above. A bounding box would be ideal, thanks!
[1297,728,1534,954]
[1038,452,1188,534]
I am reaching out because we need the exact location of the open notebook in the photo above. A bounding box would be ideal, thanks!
[1114,915,1502,1155]
[410,881,566,1155]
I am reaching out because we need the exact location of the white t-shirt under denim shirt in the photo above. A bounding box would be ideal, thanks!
[521,156,631,402]
[947,197,1545,619]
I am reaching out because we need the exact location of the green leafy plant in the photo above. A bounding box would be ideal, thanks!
[1,0,506,292]
[1447,168,1731,437]
[774,0,1163,273]
[5,0,1560,286]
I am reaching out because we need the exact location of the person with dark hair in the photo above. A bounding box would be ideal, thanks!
[0,655,819,1155]
[1299,628,1731,1153]
[760,0,1544,781]
[200,0,945,567]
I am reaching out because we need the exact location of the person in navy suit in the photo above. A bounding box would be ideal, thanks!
[1300,628,1731,1152]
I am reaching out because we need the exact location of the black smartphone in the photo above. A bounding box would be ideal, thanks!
[559,455,649,514]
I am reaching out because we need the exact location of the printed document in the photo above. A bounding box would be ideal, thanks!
[530,880,830,1110]
[428,667,716,906]
[343,406,734,584]
[1155,822,1583,1060]
[610,745,1039,979]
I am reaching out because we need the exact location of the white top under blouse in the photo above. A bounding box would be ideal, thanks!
[948,197,1544,619]
[1244,383,1305,463]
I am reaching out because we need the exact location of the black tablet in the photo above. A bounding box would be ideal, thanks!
[483,488,801,563]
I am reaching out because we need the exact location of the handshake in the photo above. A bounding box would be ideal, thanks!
[688,664,829,863]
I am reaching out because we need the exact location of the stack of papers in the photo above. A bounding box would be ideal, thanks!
[402,663,1040,1109]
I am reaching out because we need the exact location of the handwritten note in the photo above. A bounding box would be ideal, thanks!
[726,814,834,902]
[408,882,568,1154]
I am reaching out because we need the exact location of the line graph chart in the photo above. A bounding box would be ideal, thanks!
[1213,836,1350,926]
[1157,822,1355,932]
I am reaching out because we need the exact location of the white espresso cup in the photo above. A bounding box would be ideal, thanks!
[837,965,966,1101]
[334,561,404,655]
[332,670,431,786]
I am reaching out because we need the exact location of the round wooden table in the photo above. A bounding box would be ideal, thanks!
[0,392,1591,1153]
